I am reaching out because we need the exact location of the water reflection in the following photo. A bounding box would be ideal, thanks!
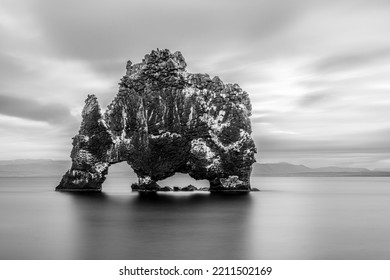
[66,192,253,259]
[2,177,390,259]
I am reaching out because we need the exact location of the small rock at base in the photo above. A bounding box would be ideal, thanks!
[160,186,173,191]
[182,184,197,191]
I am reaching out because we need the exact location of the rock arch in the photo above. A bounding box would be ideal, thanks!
[56,49,257,192]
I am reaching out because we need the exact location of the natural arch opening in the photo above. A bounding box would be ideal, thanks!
[103,162,137,192]
[104,164,210,192]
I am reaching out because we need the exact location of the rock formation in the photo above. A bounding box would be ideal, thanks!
[56,49,257,192]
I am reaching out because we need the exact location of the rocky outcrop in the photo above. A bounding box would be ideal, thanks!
[56,49,257,192]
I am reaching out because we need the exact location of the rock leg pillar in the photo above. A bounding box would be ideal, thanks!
[56,95,113,192]
[56,165,109,192]
[209,175,251,192]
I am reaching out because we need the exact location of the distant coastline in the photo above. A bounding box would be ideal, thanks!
[257,171,390,177]
[0,159,389,178]
[251,162,390,177]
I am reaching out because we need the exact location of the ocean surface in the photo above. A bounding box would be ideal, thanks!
[0,175,390,260]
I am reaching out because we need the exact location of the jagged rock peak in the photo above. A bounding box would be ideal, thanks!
[57,49,257,192]
[125,49,187,78]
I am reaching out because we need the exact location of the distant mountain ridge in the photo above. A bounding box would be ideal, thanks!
[251,162,389,176]
[0,159,389,177]
[253,162,312,174]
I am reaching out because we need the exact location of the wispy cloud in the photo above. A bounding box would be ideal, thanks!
[0,0,390,168]
[297,90,336,107]
[313,48,390,73]
[0,94,74,124]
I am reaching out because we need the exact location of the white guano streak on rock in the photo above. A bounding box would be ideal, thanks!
[150,132,182,139]
[210,129,250,152]
[138,176,152,184]
[206,157,221,171]
[99,118,109,130]
[220,175,244,188]
[199,110,229,133]
[94,162,109,173]
[183,87,196,98]
[187,106,194,127]
[76,149,96,164]
[190,138,221,171]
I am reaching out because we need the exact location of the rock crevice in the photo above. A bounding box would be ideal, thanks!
[57,49,257,192]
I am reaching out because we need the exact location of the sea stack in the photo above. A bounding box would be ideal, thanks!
[56,49,257,192]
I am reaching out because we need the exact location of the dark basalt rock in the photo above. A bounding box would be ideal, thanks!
[56,49,257,192]
[160,186,173,192]
[181,185,198,191]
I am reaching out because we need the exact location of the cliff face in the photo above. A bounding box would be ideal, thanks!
[57,49,256,192]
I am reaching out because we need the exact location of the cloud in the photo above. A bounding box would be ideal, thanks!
[0,0,390,169]
[26,0,302,77]
[313,48,390,73]
[0,54,31,80]
[0,94,75,124]
[298,90,335,107]
[0,113,78,160]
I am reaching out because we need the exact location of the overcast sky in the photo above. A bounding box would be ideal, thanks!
[1,0,390,169]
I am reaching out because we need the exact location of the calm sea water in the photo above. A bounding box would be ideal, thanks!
[0,175,389,260]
